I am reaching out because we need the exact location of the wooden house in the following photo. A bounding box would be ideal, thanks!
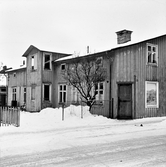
[7,45,70,111]
[6,32,166,119]
[7,67,26,107]
[53,32,166,119]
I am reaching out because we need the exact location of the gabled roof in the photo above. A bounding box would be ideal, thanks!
[54,34,166,63]
[22,45,39,57]
[22,45,71,57]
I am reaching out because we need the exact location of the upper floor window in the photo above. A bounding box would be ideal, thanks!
[13,73,16,77]
[61,63,66,71]
[147,43,158,65]
[44,53,52,70]
[31,54,37,70]
[96,57,103,66]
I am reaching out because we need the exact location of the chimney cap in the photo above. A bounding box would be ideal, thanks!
[116,29,132,35]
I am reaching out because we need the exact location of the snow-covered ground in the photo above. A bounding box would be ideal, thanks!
[1,105,166,166]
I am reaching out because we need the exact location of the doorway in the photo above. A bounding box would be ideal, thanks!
[118,84,132,119]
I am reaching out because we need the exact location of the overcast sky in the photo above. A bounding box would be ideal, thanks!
[0,0,166,70]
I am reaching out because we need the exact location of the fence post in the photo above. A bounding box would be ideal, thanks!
[81,101,83,119]
[60,103,65,121]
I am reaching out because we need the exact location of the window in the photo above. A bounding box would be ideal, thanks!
[95,82,104,102]
[24,88,26,103]
[13,73,16,77]
[31,54,37,70]
[12,88,17,100]
[61,64,66,71]
[31,56,34,70]
[44,53,52,70]
[43,84,51,101]
[59,84,67,103]
[145,81,159,108]
[96,57,103,66]
[31,86,35,100]
[71,86,80,103]
[147,43,158,65]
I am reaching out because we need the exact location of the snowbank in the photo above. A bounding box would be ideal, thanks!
[1,105,166,134]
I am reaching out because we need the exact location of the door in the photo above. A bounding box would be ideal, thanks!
[118,84,132,119]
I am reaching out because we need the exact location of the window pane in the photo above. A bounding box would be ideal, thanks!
[45,55,50,62]
[63,85,66,90]
[148,46,151,51]
[60,85,62,91]
[63,92,66,102]
[60,92,62,102]
[153,47,156,52]
[148,52,152,62]
[100,83,103,89]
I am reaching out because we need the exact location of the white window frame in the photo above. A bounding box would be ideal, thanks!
[43,84,52,102]
[58,84,67,103]
[43,53,52,70]
[31,54,37,70]
[95,82,104,102]
[145,81,159,108]
[146,43,158,66]
[12,87,17,101]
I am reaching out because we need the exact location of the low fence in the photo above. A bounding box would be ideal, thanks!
[0,106,20,127]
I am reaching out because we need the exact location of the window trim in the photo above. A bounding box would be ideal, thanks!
[94,82,104,104]
[146,43,158,66]
[145,81,159,108]
[43,53,52,71]
[61,63,66,71]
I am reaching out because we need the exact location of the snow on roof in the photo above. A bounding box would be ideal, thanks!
[55,34,166,63]
[6,65,26,73]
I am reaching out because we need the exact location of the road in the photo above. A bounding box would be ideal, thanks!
[1,122,166,166]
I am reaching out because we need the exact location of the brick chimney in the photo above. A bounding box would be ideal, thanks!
[116,30,132,44]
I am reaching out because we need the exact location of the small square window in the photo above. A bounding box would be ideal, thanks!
[61,64,66,71]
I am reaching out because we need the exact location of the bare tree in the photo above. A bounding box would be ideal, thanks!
[63,57,106,111]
